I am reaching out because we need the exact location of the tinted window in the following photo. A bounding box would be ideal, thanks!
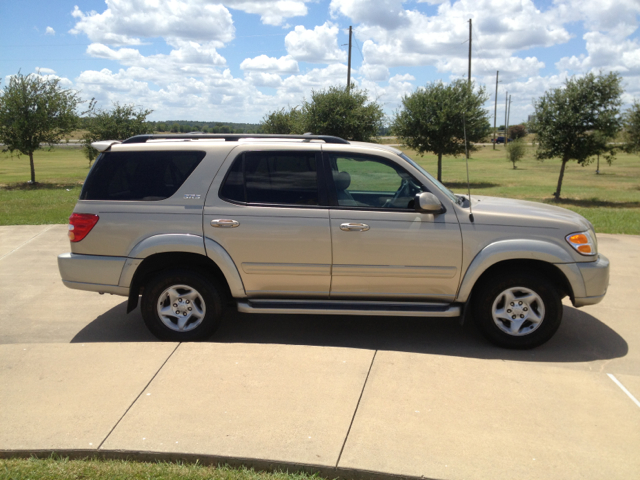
[220,151,319,206]
[80,150,205,201]
[328,153,425,209]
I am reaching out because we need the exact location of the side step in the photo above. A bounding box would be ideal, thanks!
[237,299,461,317]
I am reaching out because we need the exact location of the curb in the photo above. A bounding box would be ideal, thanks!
[0,449,438,480]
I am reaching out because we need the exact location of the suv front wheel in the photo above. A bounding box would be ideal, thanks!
[141,269,223,341]
[472,273,562,349]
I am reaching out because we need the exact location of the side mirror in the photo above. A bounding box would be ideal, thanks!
[415,192,444,214]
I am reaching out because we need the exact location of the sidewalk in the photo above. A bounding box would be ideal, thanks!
[1,225,639,479]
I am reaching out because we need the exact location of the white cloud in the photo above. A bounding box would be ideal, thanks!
[285,22,347,63]
[87,41,227,69]
[45,26,55,35]
[335,0,569,82]
[244,72,284,88]
[240,55,299,74]
[359,63,390,82]
[224,0,311,26]
[550,0,640,39]
[330,0,409,29]
[70,1,235,46]
[36,67,57,75]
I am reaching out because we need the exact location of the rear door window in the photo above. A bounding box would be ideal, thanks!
[80,150,205,201]
[219,151,321,206]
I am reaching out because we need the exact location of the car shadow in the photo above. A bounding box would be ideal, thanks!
[71,302,628,363]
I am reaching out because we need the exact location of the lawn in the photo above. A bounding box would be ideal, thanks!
[1,145,639,234]
[0,456,325,480]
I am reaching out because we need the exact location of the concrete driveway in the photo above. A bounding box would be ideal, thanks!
[1,225,639,479]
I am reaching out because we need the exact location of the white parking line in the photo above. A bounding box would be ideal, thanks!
[607,374,640,408]
[0,225,56,262]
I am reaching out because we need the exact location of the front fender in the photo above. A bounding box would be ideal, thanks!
[456,239,578,302]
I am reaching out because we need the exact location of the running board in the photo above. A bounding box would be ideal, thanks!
[237,299,461,317]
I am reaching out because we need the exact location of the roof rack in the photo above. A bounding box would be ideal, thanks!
[121,134,350,144]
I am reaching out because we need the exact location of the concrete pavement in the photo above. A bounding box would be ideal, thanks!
[1,224,639,479]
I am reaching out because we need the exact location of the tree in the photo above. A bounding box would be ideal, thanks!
[533,72,623,200]
[624,100,640,153]
[261,107,304,134]
[508,124,527,140]
[392,79,490,182]
[0,71,80,183]
[301,86,384,141]
[506,139,527,169]
[82,102,153,165]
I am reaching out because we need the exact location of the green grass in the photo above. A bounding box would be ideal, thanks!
[0,456,326,480]
[1,145,639,234]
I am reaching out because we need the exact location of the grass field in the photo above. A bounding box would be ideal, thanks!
[1,145,639,234]
[0,456,324,480]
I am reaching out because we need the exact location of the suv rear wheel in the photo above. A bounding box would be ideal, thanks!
[141,269,223,341]
[472,273,562,349]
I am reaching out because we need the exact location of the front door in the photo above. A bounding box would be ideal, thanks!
[324,149,463,301]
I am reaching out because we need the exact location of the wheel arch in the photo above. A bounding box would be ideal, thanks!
[125,250,245,313]
[457,239,578,304]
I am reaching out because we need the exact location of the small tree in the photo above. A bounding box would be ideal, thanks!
[624,100,640,153]
[508,124,527,140]
[301,86,384,141]
[0,72,80,183]
[392,79,490,182]
[533,72,623,200]
[506,139,527,169]
[82,102,153,165]
[261,107,304,134]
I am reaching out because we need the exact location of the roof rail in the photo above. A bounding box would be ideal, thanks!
[121,134,350,144]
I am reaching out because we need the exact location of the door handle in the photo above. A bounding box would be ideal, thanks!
[211,219,240,228]
[340,222,370,232]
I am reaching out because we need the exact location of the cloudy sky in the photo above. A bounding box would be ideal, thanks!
[1,0,639,125]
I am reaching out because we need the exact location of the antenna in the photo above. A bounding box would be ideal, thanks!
[462,112,475,223]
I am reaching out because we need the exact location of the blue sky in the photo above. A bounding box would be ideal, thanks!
[1,0,639,124]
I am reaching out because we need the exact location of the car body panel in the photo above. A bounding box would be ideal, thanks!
[203,143,332,298]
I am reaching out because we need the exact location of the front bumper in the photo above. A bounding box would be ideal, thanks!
[573,254,610,307]
[58,253,129,297]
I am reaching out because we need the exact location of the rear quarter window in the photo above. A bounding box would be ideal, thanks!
[80,150,205,201]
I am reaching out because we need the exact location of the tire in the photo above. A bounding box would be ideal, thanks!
[472,273,562,349]
[141,269,223,341]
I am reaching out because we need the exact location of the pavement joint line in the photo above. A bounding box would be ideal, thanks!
[336,349,377,468]
[0,224,56,262]
[607,373,640,408]
[97,342,182,450]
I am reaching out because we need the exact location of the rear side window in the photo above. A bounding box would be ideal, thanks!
[220,151,320,206]
[80,150,205,201]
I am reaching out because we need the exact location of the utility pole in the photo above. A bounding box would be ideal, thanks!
[504,91,508,147]
[347,26,352,91]
[468,19,472,87]
[506,94,512,144]
[465,18,472,158]
[492,70,499,150]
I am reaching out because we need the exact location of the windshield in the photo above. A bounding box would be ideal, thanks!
[399,153,459,204]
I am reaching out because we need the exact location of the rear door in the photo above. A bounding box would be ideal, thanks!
[203,144,332,298]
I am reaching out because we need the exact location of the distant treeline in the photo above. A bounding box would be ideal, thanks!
[149,120,262,134]
[77,117,391,135]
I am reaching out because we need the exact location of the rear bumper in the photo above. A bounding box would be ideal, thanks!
[58,253,129,297]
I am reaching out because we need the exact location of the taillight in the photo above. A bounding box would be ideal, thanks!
[68,213,99,242]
